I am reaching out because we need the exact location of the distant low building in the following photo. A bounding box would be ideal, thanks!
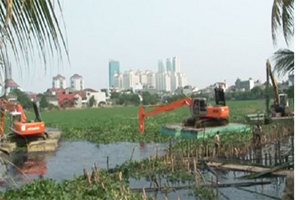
[47,96,59,107]
[254,80,262,88]
[5,79,21,94]
[226,85,236,93]
[182,85,199,96]
[46,88,65,96]
[57,91,85,108]
[27,93,37,101]
[235,78,254,91]
[83,88,106,107]
[278,81,289,91]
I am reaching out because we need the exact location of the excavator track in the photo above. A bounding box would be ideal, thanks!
[182,117,228,128]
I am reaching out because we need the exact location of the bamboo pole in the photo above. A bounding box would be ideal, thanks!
[193,158,198,186]
[107,156,109,170]
[130,180,272,192]
[171,157,174,173]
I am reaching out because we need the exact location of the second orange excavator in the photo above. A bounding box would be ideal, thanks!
[139,87,229,133]
[0,98,45,138]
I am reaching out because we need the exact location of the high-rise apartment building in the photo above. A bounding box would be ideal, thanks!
[156,56,186,92]
[70,74,84,91]
[177,73,187,88]
[123,70,139,90]
[166,58,172,72]
[147,72,156,88]
[170,72,179,92]
[172,56,180,73]
[113,72,123,89]
[109,60,120,87]
[156,72,171,92]
[158,59,166,72]
[52,74,67,89]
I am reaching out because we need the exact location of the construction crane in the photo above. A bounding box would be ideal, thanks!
[0,99,45,138]
[138,87,229,133]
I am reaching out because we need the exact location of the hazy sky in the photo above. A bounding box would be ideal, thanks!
[13,0,294,93]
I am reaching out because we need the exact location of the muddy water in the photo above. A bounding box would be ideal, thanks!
[2,140,285,200]
[128,170,285,200]
[7,141,168,183]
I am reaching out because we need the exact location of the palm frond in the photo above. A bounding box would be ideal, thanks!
[272,49,294,76]
[0,0,68,75]
[271,0,294,46]
[271,0,282,46]
[282,0,294,45]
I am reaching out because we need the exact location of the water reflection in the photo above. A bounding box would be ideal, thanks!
[4,141,168,184]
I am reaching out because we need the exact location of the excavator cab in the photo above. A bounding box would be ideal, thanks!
[191,98,207,116]
[279,94,289,107]
[10,112,22,122]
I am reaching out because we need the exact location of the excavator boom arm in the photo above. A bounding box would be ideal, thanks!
[266,60,279,104]
[138,97,192,133]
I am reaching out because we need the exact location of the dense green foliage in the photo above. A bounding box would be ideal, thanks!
[39,94,50,109]
[88,96,96,107]
[1,171,142,200]
[111,92,141,106]
[1,100,293,200]
[9,89,33,109]
[141,91,159,105]
[22,100,266,143]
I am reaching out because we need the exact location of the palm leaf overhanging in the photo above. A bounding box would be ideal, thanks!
[0,0,68,72]
[271,0,294,46]
[271,0,294,77]
[272,49,294,76]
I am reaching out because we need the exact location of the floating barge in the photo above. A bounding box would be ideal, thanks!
[246,113,294,122]
[0,129,61,154]
[160,123,251,139]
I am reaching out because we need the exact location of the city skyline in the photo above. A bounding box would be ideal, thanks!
[111,56,187,92]
[10,0,294,94]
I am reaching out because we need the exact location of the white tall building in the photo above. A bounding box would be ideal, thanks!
[158,59,166,72]
[156,72,171,92]
[113,72,123,89]
[177,72,187,87]
[147,71,156,88]
[156,56,186,92]
[172,56,180,72]
[70,74,84,91]
[52,74,66,89]
[166,58,172,72]
[139,71,148,85]
[170,72,179,92]
[123,70,139,90]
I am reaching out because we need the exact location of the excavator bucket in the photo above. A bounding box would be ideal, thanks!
[138,106,145,134]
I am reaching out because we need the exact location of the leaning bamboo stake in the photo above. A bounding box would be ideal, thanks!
[101,182,105,190]
[143,187,147,200]
[199,142,202,159]
[119,171,122,181]
[172,158,174,173]
[194,158,198,186]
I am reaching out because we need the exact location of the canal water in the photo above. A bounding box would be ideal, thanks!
[5,140,168,183]
[0,140,286,200]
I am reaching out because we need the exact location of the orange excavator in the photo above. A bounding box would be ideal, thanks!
[0,98,45,138]
[139,87,229,133]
